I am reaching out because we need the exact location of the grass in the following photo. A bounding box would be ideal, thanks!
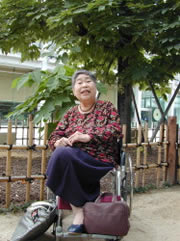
[134,182,179,194]
[134,184,157,193]
[0,201,34,214]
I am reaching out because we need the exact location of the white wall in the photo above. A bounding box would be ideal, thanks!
[100,84,118,108]
[0,52,55,103]
[0,71,34,102]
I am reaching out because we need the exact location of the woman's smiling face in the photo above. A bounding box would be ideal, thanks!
[73,74,97,103]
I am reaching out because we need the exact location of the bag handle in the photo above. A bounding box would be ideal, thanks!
[95,192,119,203]
[31,201,55,209]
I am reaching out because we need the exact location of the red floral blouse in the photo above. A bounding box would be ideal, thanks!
[48,100,122,165]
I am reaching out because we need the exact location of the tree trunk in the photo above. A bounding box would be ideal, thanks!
[117,57,132,142]
[118,84,132,142]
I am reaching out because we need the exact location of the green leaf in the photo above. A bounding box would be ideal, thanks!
[73,7,86,14]
[47,122,58,138]
[71,46,81,53]
[11,78,19,89]
[34,99,55,122]
[174,44,180,50]
[98,5,106,11]
[161,38,169,44]
[62,52,69,64]
[46,77,59,91]
[12,74,30,90]
[31,70,43,83]
[55,103,74,121]
[34,110,52,123]
[53,95,71,106]
[63,17,73,25]
[161,8,169,14]
[97,82,107,95]
[55,64,66,75]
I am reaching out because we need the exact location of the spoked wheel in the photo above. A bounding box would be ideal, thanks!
[121,153,133,215]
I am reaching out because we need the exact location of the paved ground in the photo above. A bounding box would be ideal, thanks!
[1,185,180,241]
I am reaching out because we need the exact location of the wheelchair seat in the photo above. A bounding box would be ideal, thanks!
[48,148,133,241]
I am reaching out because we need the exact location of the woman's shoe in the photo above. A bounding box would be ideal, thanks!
[67,224,86,234]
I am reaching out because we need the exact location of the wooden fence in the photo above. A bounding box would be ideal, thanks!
[0,117,49,208]
[0,116,179,208]
[124,117,178,188]
[0,117,44,145]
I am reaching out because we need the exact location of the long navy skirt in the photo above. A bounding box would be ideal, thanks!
[46,146,114,207]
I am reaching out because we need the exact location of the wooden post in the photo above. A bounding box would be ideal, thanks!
[26,116,33,202]
[135,125,142,188]
[176,124,180,184]
[142,123,148,187]
[156,124,163,187]
[163,124,168,182]
[167,117,177,184]
[5,120,12,208]
[122,124,127,146]
[40,123,48,200]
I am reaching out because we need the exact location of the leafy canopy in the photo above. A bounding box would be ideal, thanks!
[0,0,180,122]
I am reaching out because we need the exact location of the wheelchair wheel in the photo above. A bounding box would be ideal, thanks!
[121,153,133,215]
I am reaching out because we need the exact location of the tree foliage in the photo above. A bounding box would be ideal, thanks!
[8,65,76,122]
[0,0,180,123]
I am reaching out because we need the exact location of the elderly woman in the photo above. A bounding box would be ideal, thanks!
[46,69,122,234]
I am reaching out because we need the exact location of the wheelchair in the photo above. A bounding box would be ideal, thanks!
[48,142,133,241]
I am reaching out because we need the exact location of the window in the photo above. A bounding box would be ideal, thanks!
[141,91,165,110]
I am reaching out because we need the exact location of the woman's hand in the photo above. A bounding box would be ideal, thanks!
[68,131,91,145]
[54,132,91,148]
[54,137,72,147]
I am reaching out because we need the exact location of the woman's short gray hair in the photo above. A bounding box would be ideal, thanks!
[72,69,96,87]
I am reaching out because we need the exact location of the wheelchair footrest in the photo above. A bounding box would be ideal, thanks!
[56,229,122,240]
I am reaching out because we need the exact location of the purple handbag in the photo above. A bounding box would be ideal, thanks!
[83,192,130,236]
